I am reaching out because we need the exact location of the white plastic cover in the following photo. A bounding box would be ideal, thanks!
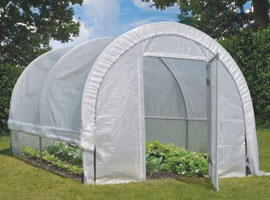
[9,38,114,146]
[81,22,261,185]
[9,47,72,126]
[8,22,263,187]
[38,38,114,144]
[8,47,72,155]
[144,56,186,147]
[206,56,219,190]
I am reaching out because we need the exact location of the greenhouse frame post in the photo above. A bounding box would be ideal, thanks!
[215,54,219,191]
[9,131,13,155]
[206,53,219,191]
[94,146,96,183]
[39,136,42,167]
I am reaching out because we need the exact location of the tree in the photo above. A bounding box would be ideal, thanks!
[143,0,270,38]
[0,0,83,67]
[219,28,270,126]
[253,0,270,27]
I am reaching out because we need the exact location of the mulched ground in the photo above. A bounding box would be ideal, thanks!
[21,156,82,182]
[147,170,183,179]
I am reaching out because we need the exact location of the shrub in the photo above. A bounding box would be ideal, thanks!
[220,28,270,126]
[146,141,208,177]
[0,64,24,133]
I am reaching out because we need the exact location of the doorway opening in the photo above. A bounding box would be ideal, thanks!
[143,54,218,188]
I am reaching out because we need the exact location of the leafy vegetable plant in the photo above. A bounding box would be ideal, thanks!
[46,142,82,166]
[22,144,82,175]
[22,141,208,178]
[146,141,208,177]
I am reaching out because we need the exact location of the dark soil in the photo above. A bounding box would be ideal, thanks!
[21,156,82,182]
[147,170,184,179]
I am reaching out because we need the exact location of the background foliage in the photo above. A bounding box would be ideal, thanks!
[0,0,82,67]
[0,64,23,134]
[177,0,252,39]
[220,28,270,126]
[144,0,270,39]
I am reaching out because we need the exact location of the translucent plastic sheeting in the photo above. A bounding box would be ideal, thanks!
[93,44,145,184]
[143,57,185,118]
[9,47,72,125]
[158,58,209,153]
[187,121,208,153]
[162,58,208,118]
[8,22,262,186]
[81,21,260,184]
[143,56,209,152]
[10,131,52,156]
[143,56,186,147]
[145,119,186,147]
[36,38,115,184]
[217,62,246,177]
[90,36,212,184]
[39,38,115,137]
[8,47,72,156]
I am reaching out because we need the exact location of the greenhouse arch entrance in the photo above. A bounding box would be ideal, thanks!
[142,53,219,189]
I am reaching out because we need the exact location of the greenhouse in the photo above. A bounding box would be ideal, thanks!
[8,22,265,190]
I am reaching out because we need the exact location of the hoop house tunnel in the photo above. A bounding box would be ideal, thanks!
[8,23,266,190]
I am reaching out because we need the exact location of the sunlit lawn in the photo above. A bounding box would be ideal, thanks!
[0,130,269,200]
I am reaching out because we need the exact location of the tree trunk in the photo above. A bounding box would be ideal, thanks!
[252,0,270,27]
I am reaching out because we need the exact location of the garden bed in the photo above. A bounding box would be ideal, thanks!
[146,141,208,178]
[21,156,82,182]
[22,141,208,181]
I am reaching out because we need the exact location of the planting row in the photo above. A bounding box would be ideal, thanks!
[22,141,208,177]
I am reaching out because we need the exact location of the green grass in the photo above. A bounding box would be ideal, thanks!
[0,130,270,200]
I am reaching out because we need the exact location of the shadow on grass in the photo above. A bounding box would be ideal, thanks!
[0,133,11,155]
[0,148,11,155]
[148,171,213,190]
[1,148,82,183]
[20,156,83,182]
[175,176,214,190]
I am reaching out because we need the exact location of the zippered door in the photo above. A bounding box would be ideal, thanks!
[206,55,219,191]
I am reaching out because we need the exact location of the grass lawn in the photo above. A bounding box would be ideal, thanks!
[0,130,269,200]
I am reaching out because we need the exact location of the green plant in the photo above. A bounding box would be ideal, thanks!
[23,141,208,177]
[46,142,82,166]
[22,146,82,175]
[146,141,208,177]
[0,64,24,134]
[22,146,40,158]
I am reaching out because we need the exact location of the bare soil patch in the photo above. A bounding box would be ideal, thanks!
[147,170,184,179]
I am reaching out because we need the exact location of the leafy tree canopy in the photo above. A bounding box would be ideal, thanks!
[0,0,83,67]
[143,0,270,39]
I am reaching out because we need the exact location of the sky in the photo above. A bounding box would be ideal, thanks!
[50,0,179,49]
